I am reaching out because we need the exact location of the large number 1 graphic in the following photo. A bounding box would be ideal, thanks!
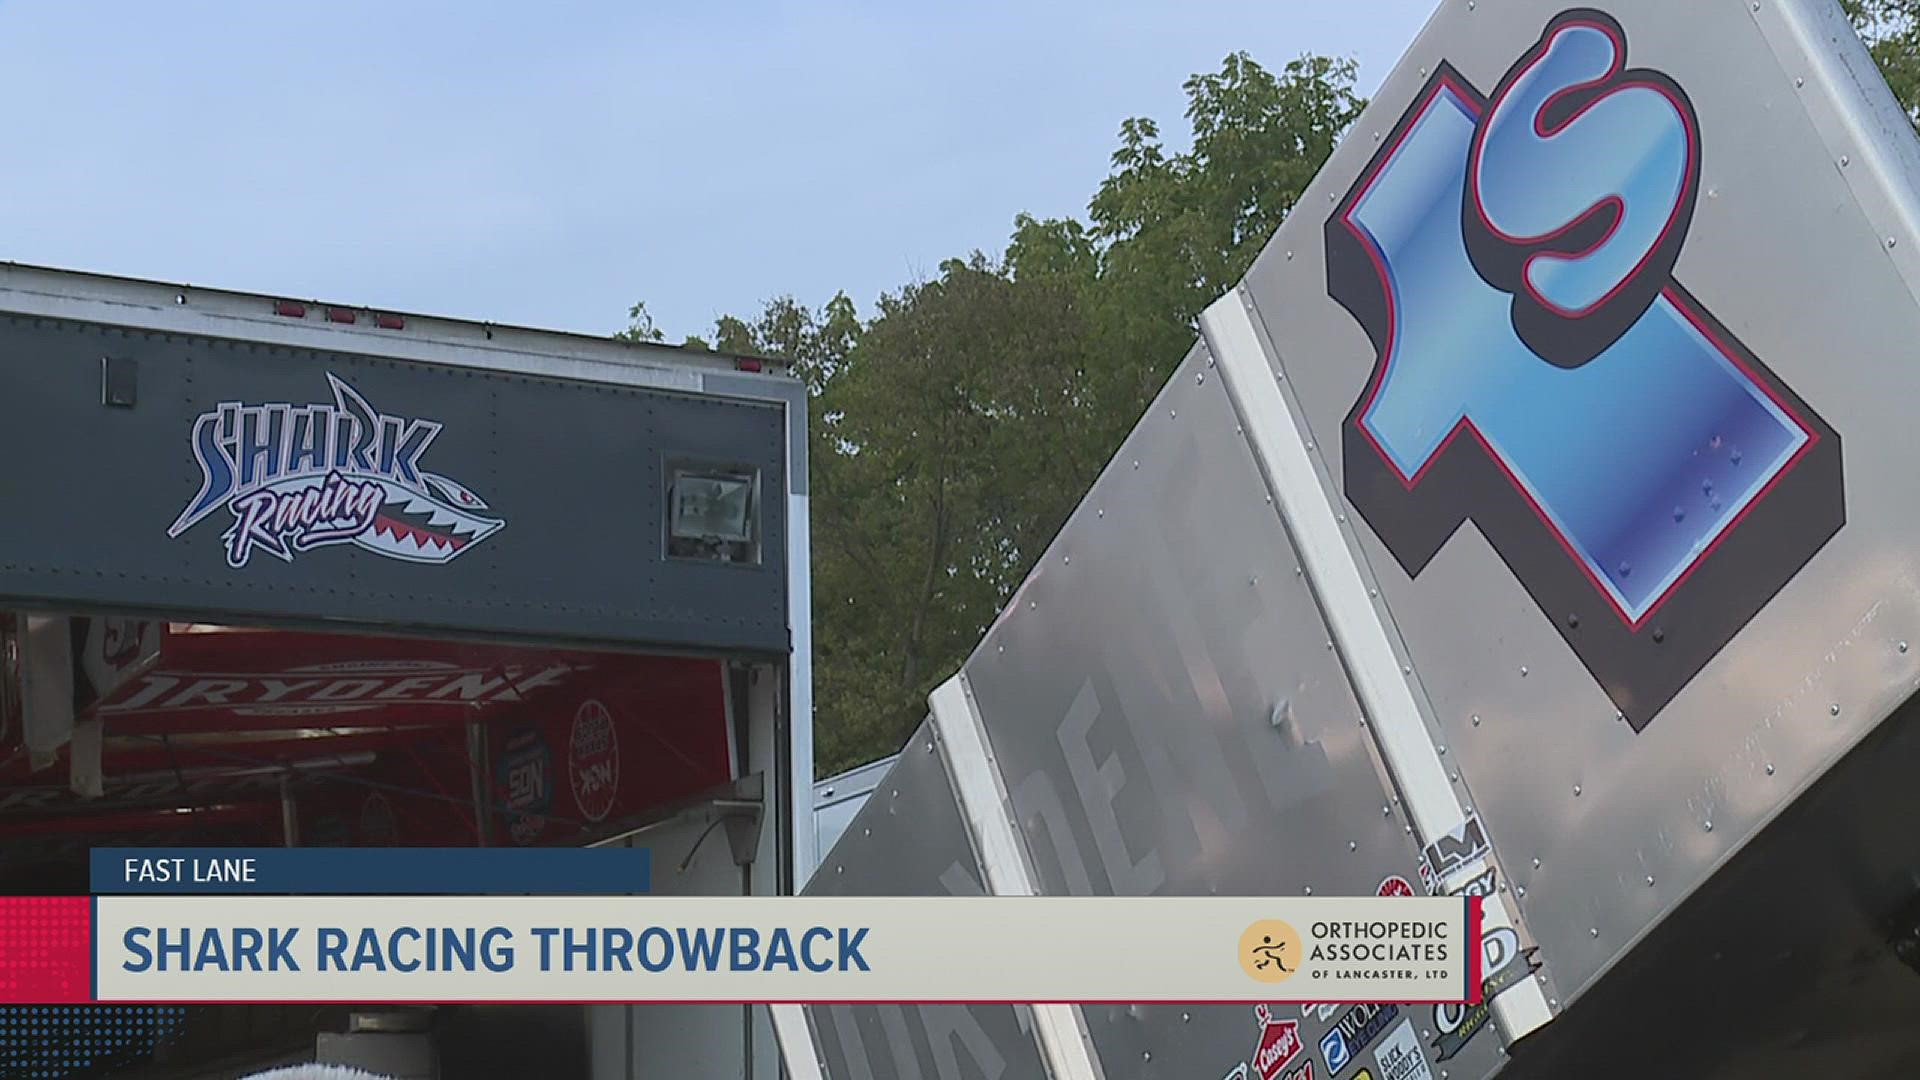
[1325,9,1844,730]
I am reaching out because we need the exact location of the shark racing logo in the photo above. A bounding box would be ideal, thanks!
[1326,9,1844,729]
[167,373,504,568]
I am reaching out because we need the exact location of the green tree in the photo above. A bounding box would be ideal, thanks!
[624,51,1369,772]
[1847,0,1920,123]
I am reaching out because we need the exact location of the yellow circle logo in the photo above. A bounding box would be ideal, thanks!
[1239,920,1303,982]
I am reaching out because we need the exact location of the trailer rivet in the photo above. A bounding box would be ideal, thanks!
[1532,858,1541,869]
[1144,1052,1152,1062]
[1751,0,1758,9]
[996,644,1004,653]
[1286,251,1295,261]
[1704,820,1714,832]
[1404,665,1414,675]
[1393,795,1400,805]
[1304,886,1313,895]
[1647,875,1656,886]
[1831,703,1841,716]
[1181,1012,1191,1023]
[1097,509,1105,518]
[1590,928,1599,938]
[1369,588,1379,598]
[1328,641,1335,650]
[1573,785,1582,796]
[1795,77,1805,88]
[1171,410,1178,419]
[1063,555,1070,565]
[1337,513,1347,524]
[1349,841,1358,852]
[863,827,870,837]
[174,293,186,305]
[1423,1030,1432,1040]
[1307,441,1316,451]
[1196,372,1206,385]
[1296,565,1303,576]
[1890,237,1899,249]
[1437,744,1446,755]
[1550,998,1560,1009]
[1520,666,1529,677]
[1132,460,1140,469]
[1472,714,1481,727]
[1251,576,1259,587]
[1765,763,1775,775]
[1420,67,1428,77]
[1901,641,1910,654]
[1615,710,1626,722]
[1516,886,1526,897]
[1374,131,1381,142]
[1405,825,1413,834]
[1384,805,1393,817]
[1842,155,1851,167]
[1450,771,1460,783]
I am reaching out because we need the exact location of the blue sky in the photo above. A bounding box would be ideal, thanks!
[0,1,1436,340]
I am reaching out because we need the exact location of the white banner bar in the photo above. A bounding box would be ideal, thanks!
[94,895,1478,1004]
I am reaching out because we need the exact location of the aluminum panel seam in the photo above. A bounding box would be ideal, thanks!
[769,1004,826,1080]
[1198,290,1557,1043]
[929,675,1106,1080]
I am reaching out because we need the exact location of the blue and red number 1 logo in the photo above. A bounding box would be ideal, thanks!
[1326,9,1844,730]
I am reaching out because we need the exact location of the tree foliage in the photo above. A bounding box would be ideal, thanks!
[626,19,1920,774]
[1846,0,1920,123]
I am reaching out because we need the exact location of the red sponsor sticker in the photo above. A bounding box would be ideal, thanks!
[568,699,621,823]
[1377,875,1417,898]
[1252,1005,1304,1080]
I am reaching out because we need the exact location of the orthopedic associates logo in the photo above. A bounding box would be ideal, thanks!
[1240,919,1304,983]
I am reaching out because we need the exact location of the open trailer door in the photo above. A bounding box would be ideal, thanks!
[786,1,1920,1077]
[0,263,812,1078]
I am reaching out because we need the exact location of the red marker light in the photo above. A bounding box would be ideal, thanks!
[325,307,356,325]
[735,358,764,373]
[374,313,405,330]
[273,300,306,318]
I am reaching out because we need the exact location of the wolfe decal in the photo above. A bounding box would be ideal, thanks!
[167,373,504,568]
[1326,9,1844,729]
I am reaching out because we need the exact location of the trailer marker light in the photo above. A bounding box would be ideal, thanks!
[325,308,356,325]
[273,301,306,318]
[735,358,764,373]
[374,313,405,330]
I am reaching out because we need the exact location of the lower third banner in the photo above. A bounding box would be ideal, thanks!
[67,895,1483,1005]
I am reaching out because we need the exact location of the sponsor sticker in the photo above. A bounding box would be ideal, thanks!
[1449,868,1498,900]
[1251,1005,1305,1080]
[1419,815,1490,891]
[567,700,620,823]
[1320,1004,1398,1076]
[1373,1019,1432,1080]
[1376,876,1416,898]
[1431,927,1541,1061]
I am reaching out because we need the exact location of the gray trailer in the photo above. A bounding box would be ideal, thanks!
[0,261,814,1078]
[783,1,1920,1078]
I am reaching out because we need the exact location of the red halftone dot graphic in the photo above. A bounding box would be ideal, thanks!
[0,897,91,1003]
